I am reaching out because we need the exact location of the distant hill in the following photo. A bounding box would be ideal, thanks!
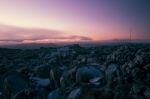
[0,40,149,49]
[0,43,58,49]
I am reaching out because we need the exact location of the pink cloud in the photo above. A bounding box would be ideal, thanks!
[0,24,92,44]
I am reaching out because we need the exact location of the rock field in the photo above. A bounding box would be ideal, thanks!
[0,43,150,99]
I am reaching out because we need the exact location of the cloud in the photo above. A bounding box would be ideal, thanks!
[69,35,93,40]
[55,35,92,40]
[0,24,92,43]
[0,39,24,42]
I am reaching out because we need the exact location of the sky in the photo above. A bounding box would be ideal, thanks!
[0,0,150,44]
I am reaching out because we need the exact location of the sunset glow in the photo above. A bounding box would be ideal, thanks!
[0,0,150,44]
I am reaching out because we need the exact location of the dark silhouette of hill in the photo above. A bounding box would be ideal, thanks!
[0,39,149,49]
[0,43,58,49]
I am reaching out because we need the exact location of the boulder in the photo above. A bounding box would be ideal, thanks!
[60,67,77,89]
[0,76,4,95]
[50,67,64,90]
[47,89,60,99]
[130,82,146,98]
[4,72,29,98]
[76,65,104,84]
[133,48,150,68]
[67,88,82,99]
[30,77,50,87]
[144,64,150,71]
[105,64,122,85]
[144,88,150,99]
[131,68,145,81]
[0,91,5,99]
[17,66,32,77]
[13,88,48,99]
[12,89,35,99]
[35,65,51,78]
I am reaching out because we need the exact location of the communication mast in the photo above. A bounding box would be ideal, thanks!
[130,28,132,42]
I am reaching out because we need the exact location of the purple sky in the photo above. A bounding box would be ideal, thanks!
[0,0,149,44]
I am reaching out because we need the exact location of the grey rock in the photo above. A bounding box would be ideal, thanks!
[4,72,29,98]
[144,64,150,71]
[12,89,35,99]
[35,65,51,78]
[133,48,150,68]
[130,82,146,99]
[47,89,60,99]
[76,66,104,83]
[131,68,145,81]
[60,67,77,89]
[67,88,82,99]
[144,88,150,98]
[0,91,5,99]
[105,64,122,85]
[30,77,50,87]
[50,67,63,89]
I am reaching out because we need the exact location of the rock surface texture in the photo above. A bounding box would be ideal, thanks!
[0,44,149,99]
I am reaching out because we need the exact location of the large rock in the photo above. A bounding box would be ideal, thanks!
[131,67,145,81]
[145,73,150,84]
[134,48,150,66]
[76,65,104,84]
[144,64,150,72]
[47,89,60,99]
[30,77,50,87]
[92,86,114,99]
[16,66,32,78]
[35,65,51,78]
[50,67,64,90]
[4,72,29,98]
[144,88,150,99]
[0,91,5,99]
[67,88,82,99]
[60,67,77,89]
[0,79,5,99]
[12,88,48,99]
[130,82,146,99]
[105,64,122,85]
[12,89,35,99]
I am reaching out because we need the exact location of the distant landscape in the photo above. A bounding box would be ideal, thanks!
[0,40,150,49]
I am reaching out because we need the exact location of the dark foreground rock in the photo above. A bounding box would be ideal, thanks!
[0,44,149,99]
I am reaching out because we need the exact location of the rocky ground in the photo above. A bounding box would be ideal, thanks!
[0,43,150,99]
